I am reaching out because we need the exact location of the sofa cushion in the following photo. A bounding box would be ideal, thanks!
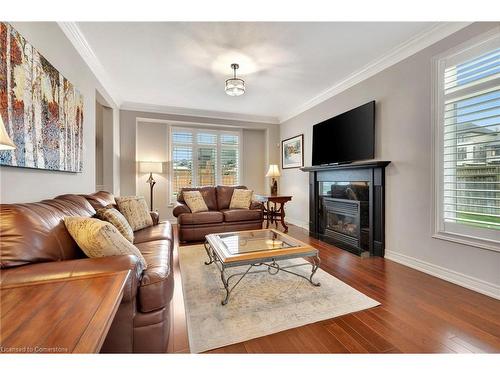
[177,211,224,225]
[179,186,217,211]
[222,209,263,222]
[96,207,134,243]
[64,217,148,270]
[229,189,253,209]
[0,195,95,268]
[134,221,173,244]
[116,196,153,231]
[182,190,209,213]
[216,185,247,210]
[136,240,174,313]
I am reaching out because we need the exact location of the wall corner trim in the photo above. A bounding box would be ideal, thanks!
[285,217,309,231]
[279,22,472,123]
[385,249,500,300]
[58,22,122,107]
[121,101,280,124]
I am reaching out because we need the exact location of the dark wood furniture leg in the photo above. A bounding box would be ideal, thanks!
[280,202,288,232]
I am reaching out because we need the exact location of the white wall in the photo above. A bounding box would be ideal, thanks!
[0,22,119,203]
[242,129,267,194]
[280,22,500,297]
[136,121,169,219]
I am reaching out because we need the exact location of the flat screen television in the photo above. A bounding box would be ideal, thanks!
[312,101,375,165]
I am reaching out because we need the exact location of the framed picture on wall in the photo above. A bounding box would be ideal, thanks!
[281,134,304,169]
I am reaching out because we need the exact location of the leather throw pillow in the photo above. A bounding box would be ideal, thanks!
[64,217,147,270]
[115,196,153,231]
[229,189,253,209]
[183,190,209,213]
[96,206,134,243]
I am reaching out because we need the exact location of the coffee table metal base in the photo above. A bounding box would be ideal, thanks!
[204,241,321,305]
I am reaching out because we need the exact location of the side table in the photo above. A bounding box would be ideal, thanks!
[257,195,292,232]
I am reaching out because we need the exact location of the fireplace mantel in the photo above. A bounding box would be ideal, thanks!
[301,160,391,172]
[302,160,391,257]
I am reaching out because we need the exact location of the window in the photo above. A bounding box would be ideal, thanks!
[457,147,467,161]
[433,29,500,251]
[169,127,240,202]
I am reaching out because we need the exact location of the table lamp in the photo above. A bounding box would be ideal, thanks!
[140,161,163,210]
[0,116,16,150]
[266,164,281,196]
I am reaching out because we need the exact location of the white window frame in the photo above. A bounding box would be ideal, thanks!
[432,27,500,252]
[169,126,242,204]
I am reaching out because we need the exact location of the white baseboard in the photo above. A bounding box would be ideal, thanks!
[385,249,500,300]
[285,217,309,231]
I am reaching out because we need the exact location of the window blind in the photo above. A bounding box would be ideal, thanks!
[170,128,240,202]
[442,46,500,231]
[221,134,239,186]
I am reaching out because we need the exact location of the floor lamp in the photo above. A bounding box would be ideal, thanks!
[139,161,163,211]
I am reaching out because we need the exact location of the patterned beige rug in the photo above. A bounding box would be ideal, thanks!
[179,244,380,353]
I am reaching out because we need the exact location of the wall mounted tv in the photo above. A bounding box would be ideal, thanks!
[312,101,375,165]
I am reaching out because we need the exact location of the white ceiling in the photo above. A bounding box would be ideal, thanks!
[75,22,442,122]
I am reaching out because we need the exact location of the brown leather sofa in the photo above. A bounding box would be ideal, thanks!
[173,185,263,242]
[0,191,173,353]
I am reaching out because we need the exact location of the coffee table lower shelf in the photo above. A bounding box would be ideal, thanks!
[203,241,321,305]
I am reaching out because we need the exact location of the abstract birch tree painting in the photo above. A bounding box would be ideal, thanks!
[0,22,84,172]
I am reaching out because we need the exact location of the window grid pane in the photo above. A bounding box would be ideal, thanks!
[198,147,217,186]
[172,145,193,200]
[221,147,239,185]
[442,47,500,231]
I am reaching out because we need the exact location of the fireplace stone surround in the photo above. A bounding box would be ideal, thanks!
[301,161,390,257]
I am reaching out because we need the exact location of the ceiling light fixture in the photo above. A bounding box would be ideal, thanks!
[225,63,245,96]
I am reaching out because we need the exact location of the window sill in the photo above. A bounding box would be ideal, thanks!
[432,231,500,253]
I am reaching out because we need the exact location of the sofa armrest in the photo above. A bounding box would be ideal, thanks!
[172,202,191,217]
[250,200,263,210]
[150,211,160,225]
[0,255,142,302]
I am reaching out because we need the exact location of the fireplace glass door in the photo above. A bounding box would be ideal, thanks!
[318,181,370,252]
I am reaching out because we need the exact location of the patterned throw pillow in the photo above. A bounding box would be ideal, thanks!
[229,189,253,209]
[96,207,134,243]
[183,191,209,213]
[115,196,153,231]
[64,217,147,270]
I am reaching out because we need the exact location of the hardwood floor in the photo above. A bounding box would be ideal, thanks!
[167,223,500,354]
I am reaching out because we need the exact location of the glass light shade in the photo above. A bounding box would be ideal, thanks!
[225,78,245,96]
[0,116,16,150]
[266,164,281,177]
[139,161,163,173]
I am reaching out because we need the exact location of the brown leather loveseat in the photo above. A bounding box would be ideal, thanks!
[173,185,263,242]
[0,191,173,353]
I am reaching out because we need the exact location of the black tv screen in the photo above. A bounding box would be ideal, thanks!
[312,101,375,165]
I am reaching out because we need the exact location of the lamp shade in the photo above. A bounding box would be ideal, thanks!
[0,116,16,150]
[265,164,281,178]
[140,161,163,174]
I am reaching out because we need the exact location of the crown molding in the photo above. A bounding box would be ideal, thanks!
[279,22,472,123]
[120,101,280,124]
[58,22,122,107]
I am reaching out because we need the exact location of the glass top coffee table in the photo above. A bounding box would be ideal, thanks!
[204,229,321,305]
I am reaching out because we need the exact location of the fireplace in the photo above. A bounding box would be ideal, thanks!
[301,161,390,257]
[320,182,369,252]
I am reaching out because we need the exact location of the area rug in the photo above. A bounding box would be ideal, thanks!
[179,244,380,353]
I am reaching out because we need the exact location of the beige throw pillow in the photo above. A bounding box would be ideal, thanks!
[229,189,253,209]
[183,190,209,213]
[96,207,134,243]
[64,217,147,270]
[115,196,153,231]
